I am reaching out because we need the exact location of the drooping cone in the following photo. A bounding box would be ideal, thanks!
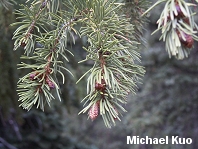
[88,101,100,121]
[177,30,194,48]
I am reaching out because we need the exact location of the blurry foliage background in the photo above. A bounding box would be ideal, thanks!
[0,0,198,149]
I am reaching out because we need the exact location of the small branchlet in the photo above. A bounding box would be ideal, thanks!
[77,0,145,128]
[14,0,77,110]
[13,0,146,127]
[12,0,50,54]
[143,0,198,59]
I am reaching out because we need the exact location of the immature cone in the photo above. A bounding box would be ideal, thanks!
[177,30,194,48]
[46,77,55,89]
[47,81,55,89]
[184,35,194,48]
[29,73,36,80]
[95,82,105,91]
[29,72,39,80]
[88,102,100,121]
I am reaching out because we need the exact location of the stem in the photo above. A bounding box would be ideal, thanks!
[25,0,49,39]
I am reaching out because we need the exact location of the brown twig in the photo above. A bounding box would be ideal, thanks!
[21,0,49,46]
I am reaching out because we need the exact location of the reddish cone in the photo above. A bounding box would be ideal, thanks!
[88,102,100,120]
[95,82,105,91]
[177,30,194,48]
[46,77,55,89]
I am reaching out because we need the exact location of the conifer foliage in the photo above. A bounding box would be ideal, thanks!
[11,0,198,128]
[11,0,147,127]
[143,0,198,59]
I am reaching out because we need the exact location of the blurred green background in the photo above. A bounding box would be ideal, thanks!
[0,1,198,149]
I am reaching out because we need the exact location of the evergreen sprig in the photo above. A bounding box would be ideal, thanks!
[12,0,146,127]
[143,0,198,59]
[13,0,76,111]
[67,0,145,127]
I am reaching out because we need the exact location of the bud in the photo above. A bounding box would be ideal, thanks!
[46,77,55,89]
[48,81,55,89]
[29,73,36,80]
[41,1,47,9]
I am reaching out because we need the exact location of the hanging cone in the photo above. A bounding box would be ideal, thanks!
[88,102,100,121]
[177,30,194,48]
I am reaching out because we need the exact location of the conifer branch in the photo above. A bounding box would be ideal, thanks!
[142,0,198,59]
[74,0,145,127]
[12,0,146,127]
[14,0,77,111]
